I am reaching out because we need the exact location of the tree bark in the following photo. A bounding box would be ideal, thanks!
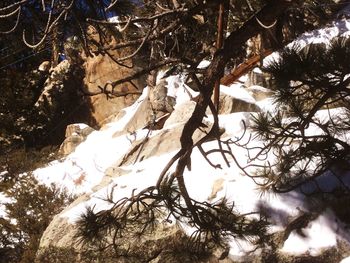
[220,49,272,86]
[172,1,294,217]
[213,0,229,110]
[180,0,294,148]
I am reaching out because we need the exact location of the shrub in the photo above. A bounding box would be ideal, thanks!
[0,173,74,263]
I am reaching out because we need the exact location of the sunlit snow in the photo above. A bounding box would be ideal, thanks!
[2,13,350,262]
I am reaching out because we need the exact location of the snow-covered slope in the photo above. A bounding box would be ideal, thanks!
[35,89,350,261]
[7,15,350,262]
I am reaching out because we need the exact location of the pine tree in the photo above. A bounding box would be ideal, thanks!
[250,37,350,194]
[1,1,348,260]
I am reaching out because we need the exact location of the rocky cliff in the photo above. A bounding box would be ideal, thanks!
[34,79,350,262]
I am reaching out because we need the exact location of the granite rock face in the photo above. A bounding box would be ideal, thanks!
[59,124,95,156]
[36,92,230,263]
[82,53,146,126]
[149,79,176,117]
[217,85,261,114]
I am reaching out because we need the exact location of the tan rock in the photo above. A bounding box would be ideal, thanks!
[38,61,51,72]
[83,51,146,126]
[116,100,211,166]
[218,93,260,114]
[246,85,274,101]
[112,88,153,137]
[149,79,176,116]
[35,60,71,108]
[208,178,225,201]
[59,124,94,156]
[164,100,197,127]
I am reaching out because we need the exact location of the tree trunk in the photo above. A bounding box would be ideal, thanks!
[52,31,59,67]
[180,0,294,148]
[213,0,229,110]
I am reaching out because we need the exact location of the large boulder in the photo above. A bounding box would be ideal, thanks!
[218,85,260,114]
[149,79,176,117]
[246,85,274,101]
[82,54,145,126]
[59,124,95,156]
[36,210,233,263]
[164,100,197,127]
[112,99,209,166]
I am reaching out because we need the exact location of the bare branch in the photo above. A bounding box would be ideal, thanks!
[22,0,75,49]
[0,6,21,19]
[0,7,21,34]
[0,0,27,12]
[87,8,186,26]
[115,21,156,62]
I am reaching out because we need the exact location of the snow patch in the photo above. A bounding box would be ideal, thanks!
[221,84,256,104]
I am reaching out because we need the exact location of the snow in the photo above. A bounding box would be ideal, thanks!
[0,170,8,177]
[34,88,151,194]
[281,210,339,256]
[75,123,91,130]
[0,192,12,218]
[30,74,350,259]
[38,84,350,258]
[165,74,199,104]
[221,84,256,104]
[2,15,350,261]
[197,60,211,69]
[263,18,350,67]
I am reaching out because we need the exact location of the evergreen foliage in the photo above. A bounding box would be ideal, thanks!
[0,68,47,151]
[0,52,91,153]
[75,182,268,258]
[0,146,73,262]
[1,0,350,261]
[248,37,350,194]
[0,173,74,263]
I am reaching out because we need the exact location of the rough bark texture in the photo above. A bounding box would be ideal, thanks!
[181,0,294,149]
[221,50,272,86]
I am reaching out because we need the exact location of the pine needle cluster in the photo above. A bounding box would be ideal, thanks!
[75,180,268,259]
[250,37,350,194]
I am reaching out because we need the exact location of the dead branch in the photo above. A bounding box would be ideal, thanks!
[220,49,272,86]
[115,21,156,62]
[86,7,187,26]
[0,0,27,13]
[0,7,21,34]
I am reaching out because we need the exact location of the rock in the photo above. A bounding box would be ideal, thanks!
[208,178,225,201]
[218,85,260,114]
[149,79,176,117]
[246,85,274,101]
[117,101,211,166]
[164,100,197,127]
[112,87,153,137]
[245,67,272,88]
[35,60,71,108]
[36,211,234,263]
[88,93,134,126]
[59,124,94,156]
[38,61,51,72]
[83,50,146,127]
